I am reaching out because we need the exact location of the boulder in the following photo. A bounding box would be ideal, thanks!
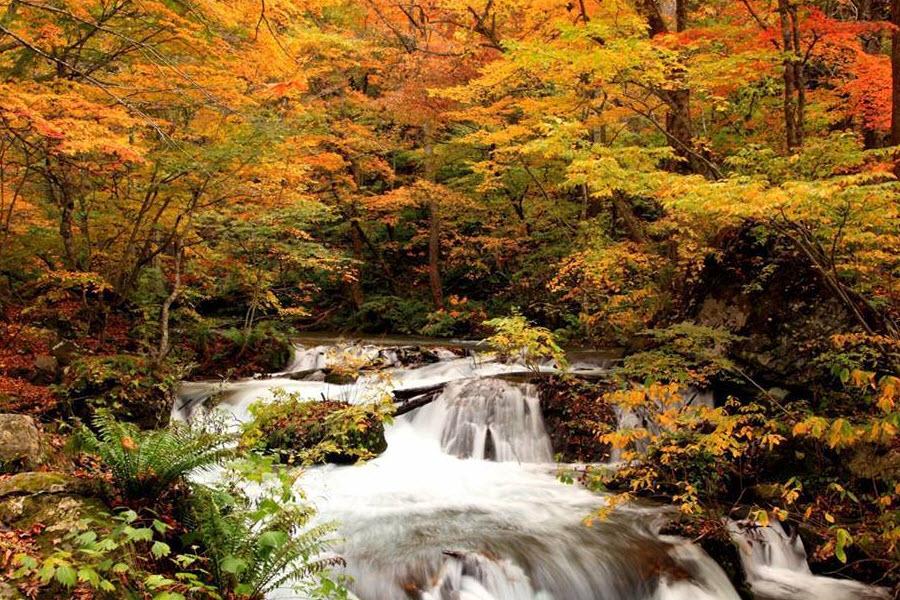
[0,414,43,473]
[0,472,106,552]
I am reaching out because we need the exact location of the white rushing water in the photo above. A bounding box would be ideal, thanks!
[727,520,889,600]
[174,341,885,600]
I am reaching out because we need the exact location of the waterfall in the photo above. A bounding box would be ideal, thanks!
[175,340,878,600]
[727,520,889,600]
[413,379,553,462]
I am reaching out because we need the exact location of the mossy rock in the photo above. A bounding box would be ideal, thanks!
[537,377,615,463]
[0,471,108,552]
[244,398,388,465]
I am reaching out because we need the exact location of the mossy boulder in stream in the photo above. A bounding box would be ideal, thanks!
[241,394,390,465]
[537,377,616,463]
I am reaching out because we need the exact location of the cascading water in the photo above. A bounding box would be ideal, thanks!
[174,341,884,600]
[412,379,553,462]
[727,520,889,600]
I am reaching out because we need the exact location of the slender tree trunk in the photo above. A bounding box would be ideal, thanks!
[638,0,667,36]
[779,0,802,150]
[348,219,366,309]
[640,0,711,178]
[423,123,444,310]
[59,194,77,270]
[157,239,182,362]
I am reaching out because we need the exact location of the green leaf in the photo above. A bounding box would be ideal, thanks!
[37,563,56,584]
[258,530,289,549]
[77,566,101,588]
[55,565,78,588]
[152,519,170,534]
[835,528,853,563]
[111,562,130,574]
[151,541,171,559]
[220,555,248,575]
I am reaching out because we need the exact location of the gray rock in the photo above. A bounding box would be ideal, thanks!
[0,472,84,498]
[0,414,43,472]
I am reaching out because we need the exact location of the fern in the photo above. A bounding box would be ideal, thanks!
[79,411,234,498]
[186,477,344,598]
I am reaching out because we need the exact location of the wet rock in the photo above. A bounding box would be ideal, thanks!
[0,582,23,599]
[685,221,864,388]
[246,399,388,465]
[0,414,43,473]
[0,472,87,498]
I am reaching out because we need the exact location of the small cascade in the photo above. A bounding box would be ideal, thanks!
[413,378,553,462]
[727,520,889,600]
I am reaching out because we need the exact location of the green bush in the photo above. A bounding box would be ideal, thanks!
[420,296,487,338]
[241,391,392,466]
[63,354,182,429]
[483,313,568,372]
[616,322,737,386]
[346,295,430,334]
[10,509,218,599]
[191,322,294,377]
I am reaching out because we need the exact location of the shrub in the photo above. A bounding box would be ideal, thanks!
[241,391,392,466]
[483,313,568,373]
[78,411,233,501]
[10,509,218,599]
[420,296,487,337]
[63,354,182,428]
[346,295,430,334]
[191,322,294,378]
[616,322,737,386]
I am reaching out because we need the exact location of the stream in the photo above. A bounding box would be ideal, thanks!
[173,339,889,600]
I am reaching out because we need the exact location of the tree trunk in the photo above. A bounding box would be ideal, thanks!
[779,0,803,150]
[640,1,711,178]
[423,123,444,310]
[637,0,667,37]
[157,239,182,363]
[348,219,366,309]
[59,194,77,270]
